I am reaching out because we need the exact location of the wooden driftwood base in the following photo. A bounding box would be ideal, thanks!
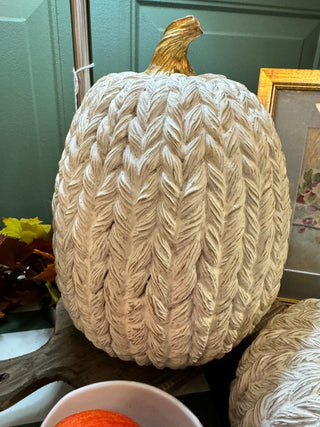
[0,299,202,411]
[0,298,287,412]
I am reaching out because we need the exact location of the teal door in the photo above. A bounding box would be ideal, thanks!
[0,0,74,223]
[90,0,320,92]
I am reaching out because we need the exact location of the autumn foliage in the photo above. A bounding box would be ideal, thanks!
[0,217,59,317]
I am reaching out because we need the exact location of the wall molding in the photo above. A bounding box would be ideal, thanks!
[137,0,320,18]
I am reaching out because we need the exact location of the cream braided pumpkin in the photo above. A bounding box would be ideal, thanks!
[52,16,291,369]
[229,299,320,426]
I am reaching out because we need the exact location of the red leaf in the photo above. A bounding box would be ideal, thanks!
[6,288,42,306]
[0,235,33,269]
[0,301,10,318]
[29,238,53,254]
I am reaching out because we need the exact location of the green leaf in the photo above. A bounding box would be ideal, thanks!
[313,172,320,183]
[303,169,313,189]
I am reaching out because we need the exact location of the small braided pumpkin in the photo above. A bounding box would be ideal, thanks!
[229,299,320,426]
[52,16,291,369]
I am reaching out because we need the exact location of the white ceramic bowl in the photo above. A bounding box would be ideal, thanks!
[41,380,203,427]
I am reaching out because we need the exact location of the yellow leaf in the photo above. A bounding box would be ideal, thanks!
[0,218,21,239]
[1,217,52,244]
[45,281,60,304]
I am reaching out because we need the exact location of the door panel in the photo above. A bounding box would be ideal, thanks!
[0,0,74,222]
[136,4,320,92]
[91,0,320,93]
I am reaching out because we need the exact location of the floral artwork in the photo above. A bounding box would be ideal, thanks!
[285,128,320,274]
[296,168,320,231]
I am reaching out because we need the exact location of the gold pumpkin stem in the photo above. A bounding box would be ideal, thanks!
[144,16,203,76]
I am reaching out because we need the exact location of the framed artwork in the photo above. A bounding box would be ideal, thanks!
[258,68,320,300]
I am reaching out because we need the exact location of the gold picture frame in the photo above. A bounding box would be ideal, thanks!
[258,68,320,300]
[258,69,320,116]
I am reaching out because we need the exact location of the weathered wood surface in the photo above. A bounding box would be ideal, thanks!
[0,299,202,411]
[0,298,287,411]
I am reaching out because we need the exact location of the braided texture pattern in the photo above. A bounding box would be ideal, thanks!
[52,71,291,369]
[229,299,320,426]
